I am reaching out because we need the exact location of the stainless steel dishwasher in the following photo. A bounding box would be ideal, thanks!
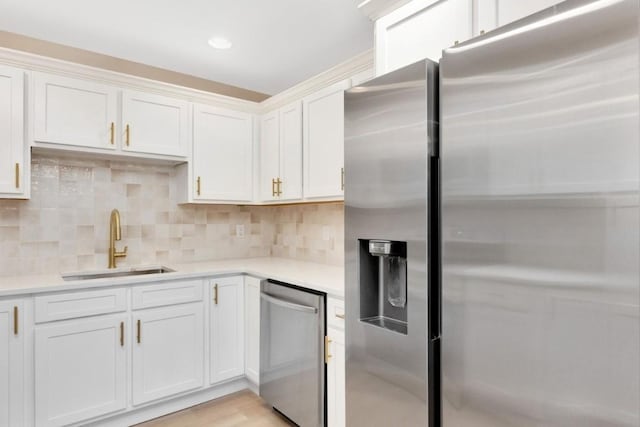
[260,279,326,427]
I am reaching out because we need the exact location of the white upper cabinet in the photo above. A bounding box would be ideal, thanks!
[260,110,281,201]
[210,276,245,384]
[0,300,24,427]
[0,65,26,198]
[475,0,564,34]
[33,72,118,150]
[279,101,303,201]
[192,104,254,203]
[303,81,349,200]
[121,90,188,157]
[375,0,472,74]
[260,101,303,202]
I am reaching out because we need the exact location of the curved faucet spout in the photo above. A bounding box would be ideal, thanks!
[109,209,127,268]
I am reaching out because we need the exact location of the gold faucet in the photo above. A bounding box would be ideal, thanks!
[108,209,127,268]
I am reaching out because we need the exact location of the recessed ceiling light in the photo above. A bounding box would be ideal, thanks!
[208,37,232,50]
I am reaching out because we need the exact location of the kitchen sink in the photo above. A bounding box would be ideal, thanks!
[62,266,175,281]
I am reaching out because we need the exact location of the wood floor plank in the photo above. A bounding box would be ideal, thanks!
[134,391,292,427]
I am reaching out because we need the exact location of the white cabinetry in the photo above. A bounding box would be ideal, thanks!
[210,276,245,384]
[34,314,127,427]
[132,303,204,405]
[0,300,24,427]
[121,90,188,157]
[375,0,564,74]
[326,297,345,427]
[260,101,303,202]
[244,276,261,385]
[0,65,27,198]
[496,0,562,29]
[33,73,189,159]
[191,104,254,203]
[303,81,349,200]
[375,0,472,74]
[33,72,118,150]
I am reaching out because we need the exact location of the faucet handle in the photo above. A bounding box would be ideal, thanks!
[115,246,128,257]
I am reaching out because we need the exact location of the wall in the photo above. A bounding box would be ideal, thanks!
[0,153,344,277]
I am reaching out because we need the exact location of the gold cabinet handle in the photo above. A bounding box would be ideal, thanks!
[120,321,124,347]
[214,284,218,305]
[336,313,345,319]
[13,306,18,335]
[125,124,130,146]
[196,176,201,196]
[276,178,283,196]
[110,122,115,145]
[271,178,276,197]
[341,167,344,191]
[325,336,332,364]
[136,319,141,344]
[15,163,19,189]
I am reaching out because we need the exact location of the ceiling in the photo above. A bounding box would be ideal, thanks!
[0,0,374,96]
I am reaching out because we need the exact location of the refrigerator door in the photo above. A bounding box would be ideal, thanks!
[344,60,439,426]
[441,1,640,426]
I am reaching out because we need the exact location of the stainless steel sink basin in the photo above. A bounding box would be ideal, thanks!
[62,266,175,281]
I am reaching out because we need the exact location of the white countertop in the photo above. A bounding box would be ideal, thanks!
[0,257,345,299]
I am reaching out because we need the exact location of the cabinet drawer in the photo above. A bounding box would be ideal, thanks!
[327,297,345,330]
[132,279,203,310]
[35,288,127,323]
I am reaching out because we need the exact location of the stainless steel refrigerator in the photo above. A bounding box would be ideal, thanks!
[344,60,440,426]
[441,0,640,426]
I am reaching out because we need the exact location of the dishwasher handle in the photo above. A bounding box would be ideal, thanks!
[261,292,318,314]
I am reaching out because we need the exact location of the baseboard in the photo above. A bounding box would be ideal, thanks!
[86,378,250,427]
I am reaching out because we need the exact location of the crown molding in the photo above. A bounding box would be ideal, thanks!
[259,49,374,112]
[0,45,374,115]
[0,46,261,113]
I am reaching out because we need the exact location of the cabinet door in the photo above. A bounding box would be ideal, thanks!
[497,0,562,27]
[121,90,188,157]
[210,276,245,384]
[327,327,345,427]
[303,81,349,200]
[375,0,472,74]
[244,276,261,385]
[193,104,254,202]
[33,72,118,150]
[0,300,24,427]
[35,314,127,427]
[279,100,303,201]
[132,303,204,406]
[0,65,25,196]
[260,110,280,201]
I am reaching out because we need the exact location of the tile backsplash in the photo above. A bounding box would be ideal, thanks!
[0,154,344,276]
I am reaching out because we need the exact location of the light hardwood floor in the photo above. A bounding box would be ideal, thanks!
[134,390,292,427]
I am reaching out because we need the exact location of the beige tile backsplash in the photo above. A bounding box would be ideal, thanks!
[0,154,344,276]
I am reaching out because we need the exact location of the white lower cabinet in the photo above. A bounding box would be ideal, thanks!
[327,327,345,427]
[0,300,24,427]
[132,303,204,405]
[34,313,127,427]
[244,276,261,385]
[327,297,346,427]
[210,276,245,384]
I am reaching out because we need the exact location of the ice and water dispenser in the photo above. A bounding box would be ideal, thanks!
[359,239,408,335]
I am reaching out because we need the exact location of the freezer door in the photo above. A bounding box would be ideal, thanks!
[441,1,640,426]
[259,280,325,427]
